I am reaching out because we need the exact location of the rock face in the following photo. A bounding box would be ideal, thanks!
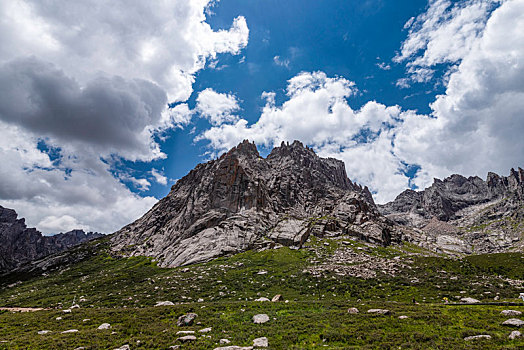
[0,205,103,273]
[111,140,398,267]
[379,168,524,254]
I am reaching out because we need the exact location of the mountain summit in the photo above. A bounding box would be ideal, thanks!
[111,140,398,267]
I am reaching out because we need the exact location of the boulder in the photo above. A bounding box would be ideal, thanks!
[155,301,175,307]
[177,313,198,326]
[61,329,79,334]
[367,309,390,315]
[253,314,270,324]
[253,337,268,347]
[254,297,270,302]
[97,323,111,330]
[502,319,524,327]
[464,335,491,341]
[37,330,51,335]
[199,327,212,333]
[502,310,522,316]
[460,297,480,303]
[509,331,522,339]
[177,335,197,342]
[347,307,359,314]
[271,294,283,302]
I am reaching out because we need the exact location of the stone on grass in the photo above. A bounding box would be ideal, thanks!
[177,313,198,326]
[155,301,175,307]
[62,309,72,313]
[114,345,130,350]
[176,330,195,335]
[56,317,62,320]
[502,310,522,316]
[82,319,90,322]
[177,335,197,342]
[509,330,522,339]
[199,327,212,333]
[61,329,78,334]
[460,297,480,303]
[97,323,111,330]
[38,330,51,335]
[502,319,524,327]
[464,335,491,341]
[254,297,270,302]
[271,294,283,302]
[367,309,390,315]
[347,307,359,314]
[253,314,270,324]
[214,347,253,350]
[220,339,231,345]
[398,315,409,319]
[253,337,268,347]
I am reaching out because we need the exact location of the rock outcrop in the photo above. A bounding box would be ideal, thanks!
[379,168,524,253]
[0,206,103,273]
[111,140,399,267]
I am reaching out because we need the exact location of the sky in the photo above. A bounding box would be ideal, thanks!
[0,0,523,234]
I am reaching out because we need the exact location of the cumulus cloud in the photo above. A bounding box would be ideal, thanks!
[151,169,168,186]
[196,88,240,125]
[0,0,249,233]
[394,0,499,84]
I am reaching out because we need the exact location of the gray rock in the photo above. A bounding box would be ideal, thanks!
[464,335,491,341]
[176,331,195,335]
[111,140,397,267]
[460,297,480,303]
[502,318,524,327]
[253,314,270,324]
[155,301,175,307]
[97,323,111,330]
[219,339,231,345]
[271,294,283,302]
[502,310,522,316]
[379,168,524,254]
[253,337,268,347]
[254,297,270,302]
[0,205,103,274]
[61,329,79,334]
[398,315,409,319]
[509,330,522,339]
[177,313,197,327]
[114,346,130,350]
[37,330,51,335]
[214,347,253,350]
[367,309,390,315]
[177,335,197,342]
[199,327,212,333]
[347,308,359,314]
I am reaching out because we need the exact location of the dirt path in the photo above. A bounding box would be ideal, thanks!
[0,307,45,312]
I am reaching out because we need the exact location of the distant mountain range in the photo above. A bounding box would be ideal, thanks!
[1,140,522,273]
[0,206,103,273]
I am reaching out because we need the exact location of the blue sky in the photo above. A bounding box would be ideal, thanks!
[0,0,522,233]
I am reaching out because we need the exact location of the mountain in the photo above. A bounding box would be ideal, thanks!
[0,205,103,273]
[379,168,524,254]
[111,140,400,267]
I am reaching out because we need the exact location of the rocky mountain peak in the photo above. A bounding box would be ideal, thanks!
[111,140,396,267]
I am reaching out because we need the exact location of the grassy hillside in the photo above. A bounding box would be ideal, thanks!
[0,236,523,349]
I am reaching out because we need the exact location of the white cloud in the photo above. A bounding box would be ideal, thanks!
[151,169,168,186]
[0,1,249,233]
[273,55,290,68]
[395,0,499,84]
[196,88,240,125]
